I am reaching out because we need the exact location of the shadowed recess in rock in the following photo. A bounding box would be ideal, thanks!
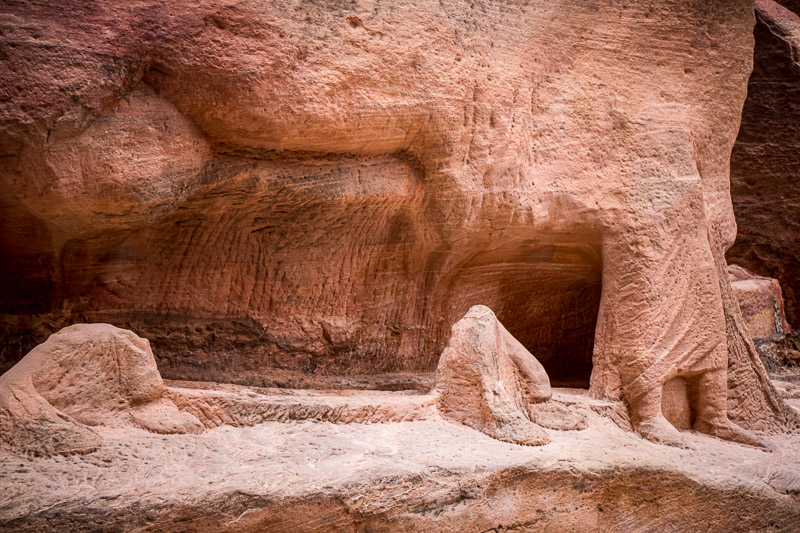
[429,242,601,388]
[726,0,800,330]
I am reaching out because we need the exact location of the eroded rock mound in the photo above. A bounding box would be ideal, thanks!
[435,305,554,446]
[0,324,203,455]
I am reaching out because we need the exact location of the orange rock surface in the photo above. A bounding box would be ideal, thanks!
[729,264,791,339]
[0,324,203,456]
[727,0,800,331]
[0,0,795,465]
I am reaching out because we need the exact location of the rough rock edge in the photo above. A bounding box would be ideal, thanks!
[0,324,203,456]
[1,317,588,455]
[434,305,586,447]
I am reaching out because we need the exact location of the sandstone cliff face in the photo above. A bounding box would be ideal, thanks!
[0,1,791,432]
[727,0,800,329]
[3,3,800,528]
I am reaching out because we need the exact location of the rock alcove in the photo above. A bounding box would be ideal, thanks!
[429,242,601,388]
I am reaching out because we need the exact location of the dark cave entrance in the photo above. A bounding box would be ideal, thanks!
[431,242,602,388]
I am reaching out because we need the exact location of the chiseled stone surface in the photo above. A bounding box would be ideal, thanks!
[0,324,203,456]
[1,397,799,532]
[0,322,798,530]
[729,264,791,339]
[727,0,800,330]
[0,0,792,438]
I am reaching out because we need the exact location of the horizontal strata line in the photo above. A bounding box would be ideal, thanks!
[165,385,439,427]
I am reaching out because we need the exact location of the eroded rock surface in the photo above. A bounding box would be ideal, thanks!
[0,0,797,478]
[2,397,800,532]
[1,317,577,454]
[0,323,798,530]
[434,305,552,446]
[727,0,800,329]
[729,264,791,339]
[0,324,202,455]
[1,0,800,529]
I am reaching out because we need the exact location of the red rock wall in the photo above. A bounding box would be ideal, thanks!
[727,0,800,329]
[3,0,788,439]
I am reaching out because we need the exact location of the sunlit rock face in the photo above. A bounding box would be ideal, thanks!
[727,0,800,331]
[0,0,792,431]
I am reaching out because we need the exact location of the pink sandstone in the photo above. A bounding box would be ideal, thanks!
[0,323,799,530]
[729,264,791,339]
[0,0,793,446]
[0,0,799,529]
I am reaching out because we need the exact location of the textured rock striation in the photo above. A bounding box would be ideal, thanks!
[727,0,800,329]
[0,0,795,445]
[0,324,202,456]
[1,323,799,531]
[729,264,791,338]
